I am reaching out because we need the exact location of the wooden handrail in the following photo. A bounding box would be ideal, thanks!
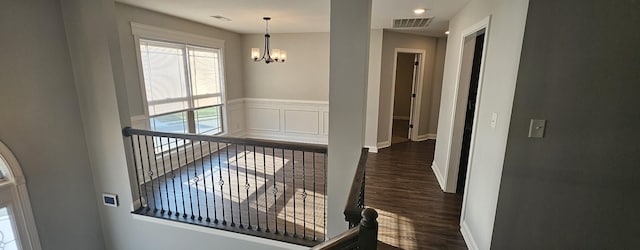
[344,148,369,227]
[122,127,327,153]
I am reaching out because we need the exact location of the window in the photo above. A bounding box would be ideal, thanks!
[138,39,224,152]
[0,142,41,250]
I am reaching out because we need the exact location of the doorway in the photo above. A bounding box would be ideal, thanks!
[457,31,485,194]
[390,50,423,144]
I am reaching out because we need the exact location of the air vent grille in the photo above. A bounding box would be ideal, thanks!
[392,18,433,28]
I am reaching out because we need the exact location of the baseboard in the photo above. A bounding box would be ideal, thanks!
[392,115,410,120]
[415,133,437,141]
[376,141,391,150]
[460,220,480,250]
[365,145,378,153]
[431,162,446,191]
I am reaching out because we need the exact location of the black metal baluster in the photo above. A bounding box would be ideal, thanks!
[182,138,191,218]
[272,147,278,234]
[129,136,143,210]
[253,146,260,231]
[159,137,171,215]
[323,153,327,239]
[283,148,288,236]
[302,151,307,239]
[216,142,224,224]
[261,147,268,233]
[226,143,235,227]
[243,144,251,229]
[152,136,164,214]
[292,150,297,237]
[235,144,243,228]
[313,152,317,241]
[207,141,216,223]
[191,140,200,220]
[199,140,209,222]
[144,135,158,213]
[176,138,186,217]
[168,137,179,217]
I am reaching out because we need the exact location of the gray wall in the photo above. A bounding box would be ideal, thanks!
[0,1,105,249]
[492,1,640,248]
[377,30,442,144]
[242,33,330,101]
[427,38,446,133]
[115,3,245,116]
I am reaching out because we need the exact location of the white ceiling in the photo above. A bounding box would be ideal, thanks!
[116,0,470,36]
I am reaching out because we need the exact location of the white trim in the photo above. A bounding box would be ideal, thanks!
[0,141,42,250]
[415,133,437,141]
[460,220,480,250]
[376,141,391,150]
[444,16,492,194]
[243,98,328,106]
[131,22,224,48]
[365,146,378,153]
[132,214,306,250]
[388,48,427,143]
[430,163,446,191]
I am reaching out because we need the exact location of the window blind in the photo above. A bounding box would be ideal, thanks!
[139,39,223,117]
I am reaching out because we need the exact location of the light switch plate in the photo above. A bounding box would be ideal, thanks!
[490,113,498,129]
[528,119,546,138]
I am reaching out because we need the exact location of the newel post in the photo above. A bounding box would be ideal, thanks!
[358,208,378,249]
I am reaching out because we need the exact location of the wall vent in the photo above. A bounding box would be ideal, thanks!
[392,18,433,28]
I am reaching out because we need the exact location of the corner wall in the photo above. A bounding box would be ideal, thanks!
[431,0,529,249]
[0,1,105,249]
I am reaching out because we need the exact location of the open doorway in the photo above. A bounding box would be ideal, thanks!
[390,50,424,144]
[457,30,486,194]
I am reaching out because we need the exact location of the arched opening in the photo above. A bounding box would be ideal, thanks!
[0,141,41,250]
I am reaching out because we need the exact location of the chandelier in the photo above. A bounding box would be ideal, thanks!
[251,17,287,64]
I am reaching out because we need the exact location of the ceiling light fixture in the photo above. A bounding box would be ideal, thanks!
[413,8,426,14]
[251,17,286,64]
[445,30,450,35]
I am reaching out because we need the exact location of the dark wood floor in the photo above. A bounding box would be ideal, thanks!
[366,140,467,250]
[137,145,326,244]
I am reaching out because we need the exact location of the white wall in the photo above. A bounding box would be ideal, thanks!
[430,0,529,249]
[242,33,329,101]
[61,0,301,249]
[0,1,105,249]
[327,0,371,237]
[364,29,383,152]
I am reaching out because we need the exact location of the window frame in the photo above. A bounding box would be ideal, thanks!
[131,23,229,142]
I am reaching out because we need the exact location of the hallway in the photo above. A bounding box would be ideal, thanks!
[366,140,467,249]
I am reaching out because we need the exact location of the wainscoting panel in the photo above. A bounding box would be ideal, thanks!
[246,107,280,132]
[227,99,245,136]
[244,98,328,144]
[284,110,320,135]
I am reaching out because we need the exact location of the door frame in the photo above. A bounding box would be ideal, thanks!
[388,48,426,143]
[443,16,491,226]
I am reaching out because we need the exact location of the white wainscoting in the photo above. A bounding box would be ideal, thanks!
[242,98,329,144]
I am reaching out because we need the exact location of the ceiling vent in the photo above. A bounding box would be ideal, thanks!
[392,18,433,29]
[211,15,232,21]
